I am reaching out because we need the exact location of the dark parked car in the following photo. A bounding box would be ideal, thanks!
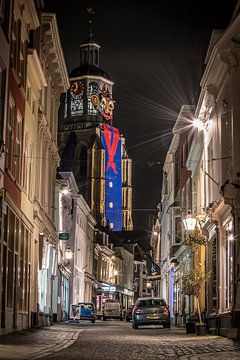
[125,305,134,321]
[132,297,170,329]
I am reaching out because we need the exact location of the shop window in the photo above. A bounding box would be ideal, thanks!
[225,219,234,309]
[7,249,13,308]
[211,237,217,311]
[8,210,15,251]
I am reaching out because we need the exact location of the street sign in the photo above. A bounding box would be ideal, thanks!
[58,232,70,240]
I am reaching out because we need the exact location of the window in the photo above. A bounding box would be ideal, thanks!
[70,81,84,116]
[10,18,17,68]
[0,67,6,141]
[23,134,34,199]
[211,236,217,311]
[4,208,31,311]
[6,97,22,183]
[137,298,166,307]
[7,249,13,307]
[225,219,234,309]
[84,49,87,63]
[19,40,27,87]
[90,49,93,64]
[95,49,98,65]
[6,100,14,173]
[15,113,22,183]
[175,215,181,244]
[0,0,10,38]
[88,81,98,115]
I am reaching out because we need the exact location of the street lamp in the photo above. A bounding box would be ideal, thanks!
[64,247,73,262]
[193,118,204,130]
[183,212,207,246]
[183,212,197,231]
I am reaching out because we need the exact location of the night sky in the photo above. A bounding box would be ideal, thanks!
[45,0,237,229]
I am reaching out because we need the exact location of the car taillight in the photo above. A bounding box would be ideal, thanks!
[135,308,142,314]
[163,306,169,314]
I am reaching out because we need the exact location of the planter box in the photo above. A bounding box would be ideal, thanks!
[186,322,196,334]
[196,324,207,336]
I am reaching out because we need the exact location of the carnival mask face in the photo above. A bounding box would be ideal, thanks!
[90,83,115,121]
[99,95,115,120]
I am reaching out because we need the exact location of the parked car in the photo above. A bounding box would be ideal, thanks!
[70,302,96,323]
[125,305,134,321]
[132,297,170,329]
[102,300,123,321]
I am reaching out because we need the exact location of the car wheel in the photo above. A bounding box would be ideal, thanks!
[132,322,138,329]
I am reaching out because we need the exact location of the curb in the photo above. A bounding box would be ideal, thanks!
[26,329,82,359]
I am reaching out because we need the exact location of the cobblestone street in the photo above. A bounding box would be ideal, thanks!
[0,322,240,360]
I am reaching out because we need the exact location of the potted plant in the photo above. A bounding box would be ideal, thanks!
[185,312,198,334]
[182,267,210,336]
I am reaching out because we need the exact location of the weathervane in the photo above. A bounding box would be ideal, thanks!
[86,6,95,38]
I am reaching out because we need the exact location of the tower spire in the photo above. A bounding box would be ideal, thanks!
[86,6,94,39]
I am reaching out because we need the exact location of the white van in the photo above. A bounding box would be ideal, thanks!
[102,300,123,321]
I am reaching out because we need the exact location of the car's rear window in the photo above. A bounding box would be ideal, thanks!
[137,299,166,307]
[79,303,94,309]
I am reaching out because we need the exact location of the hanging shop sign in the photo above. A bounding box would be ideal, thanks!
[58,232,70,240]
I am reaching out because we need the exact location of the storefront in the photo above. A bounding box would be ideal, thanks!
[96,283,134,318]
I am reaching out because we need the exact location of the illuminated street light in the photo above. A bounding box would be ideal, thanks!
[61,188,70,195]
[64,247,73,261]
[183,212,197,231]
[193,118,204,130]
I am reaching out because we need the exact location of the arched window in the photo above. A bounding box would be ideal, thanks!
[95,49,98,66]
[84,49,88,63]
[90,49,93,64]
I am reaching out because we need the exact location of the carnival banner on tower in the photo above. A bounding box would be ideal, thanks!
[101,123,122,231]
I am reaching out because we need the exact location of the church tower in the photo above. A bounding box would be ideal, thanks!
[58,11,133,231]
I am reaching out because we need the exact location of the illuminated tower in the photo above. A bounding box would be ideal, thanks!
[58,12,133,231]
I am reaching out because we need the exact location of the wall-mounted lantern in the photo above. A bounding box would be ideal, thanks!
[183,212,197,231]
[64,247,73,262]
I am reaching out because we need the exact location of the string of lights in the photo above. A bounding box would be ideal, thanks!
[7,153,232,165]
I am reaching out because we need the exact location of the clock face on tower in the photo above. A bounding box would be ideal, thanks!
[70,81,84,116]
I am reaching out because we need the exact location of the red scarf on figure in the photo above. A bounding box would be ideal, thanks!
[103,124,120,174]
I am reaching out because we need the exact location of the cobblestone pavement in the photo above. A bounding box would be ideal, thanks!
[1,321,240,360]
[0,323,82,359]
[43,322,240,360]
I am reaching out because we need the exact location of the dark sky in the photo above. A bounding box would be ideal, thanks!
[45,0,237,229]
